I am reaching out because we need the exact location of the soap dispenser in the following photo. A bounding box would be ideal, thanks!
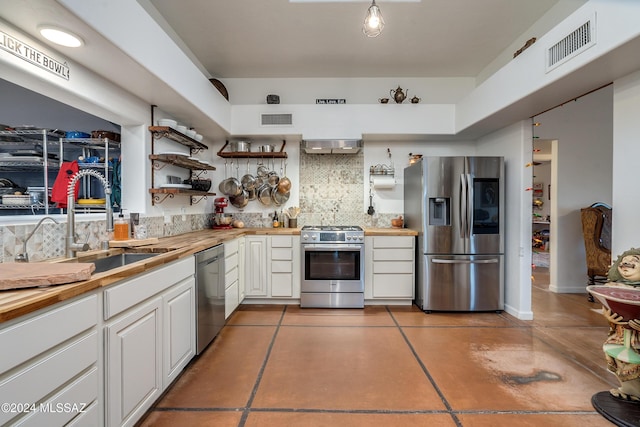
[114,210,129,241]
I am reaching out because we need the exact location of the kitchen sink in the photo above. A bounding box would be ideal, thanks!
[91,253,159,273]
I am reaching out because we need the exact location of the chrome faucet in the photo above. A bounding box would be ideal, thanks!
[15,216,60,262]
[66,169,113,258]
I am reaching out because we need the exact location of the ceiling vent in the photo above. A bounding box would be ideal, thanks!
[261,113,293,126]
[546,13,596,73]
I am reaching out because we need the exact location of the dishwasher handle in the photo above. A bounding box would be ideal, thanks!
[199,255,221,266]
[431,258,499,264]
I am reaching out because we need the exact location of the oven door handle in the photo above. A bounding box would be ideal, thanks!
[302,244,363,251]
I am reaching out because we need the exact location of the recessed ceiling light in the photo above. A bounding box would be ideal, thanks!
[38,26,84,48]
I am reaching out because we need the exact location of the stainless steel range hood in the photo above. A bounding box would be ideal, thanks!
[301,139,363,154]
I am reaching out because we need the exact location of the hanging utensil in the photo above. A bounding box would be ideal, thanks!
[367,188,375,215]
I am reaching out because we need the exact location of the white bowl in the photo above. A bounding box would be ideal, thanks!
[186,129,197,138]
[195,133,203,141]
[158,119,177,128]
[176,125,187,134]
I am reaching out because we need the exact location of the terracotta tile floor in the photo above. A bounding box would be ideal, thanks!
[140,268,616,426]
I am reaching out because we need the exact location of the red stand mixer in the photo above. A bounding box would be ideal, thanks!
[213,197,233,229]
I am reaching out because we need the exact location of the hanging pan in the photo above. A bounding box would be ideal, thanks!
[271,186,290,206]
[258,184,273,206]
[277,159,291,194]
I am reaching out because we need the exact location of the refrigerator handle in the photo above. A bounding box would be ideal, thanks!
[459,173,466,239]
[466,173,473,238]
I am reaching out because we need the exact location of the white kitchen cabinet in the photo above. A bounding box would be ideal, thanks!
[365,236,415,301]
[0,294,100,427]
[269,235,300,298]
[103,256,195,427]
[244,235,300,301]
[105,297,162,427]
[244,236,268,297]
[224,237,241,317]
[162,277,195,389]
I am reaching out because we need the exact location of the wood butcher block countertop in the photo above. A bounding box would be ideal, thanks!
[0,227,415,324]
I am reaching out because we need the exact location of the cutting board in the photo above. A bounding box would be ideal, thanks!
[0,263,95,290]
[108,237,159,248]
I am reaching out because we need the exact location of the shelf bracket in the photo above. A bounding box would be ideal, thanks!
[190,195,207,205]
[150,130,170,141]
[152,193,174,205]
[152,161,168,171]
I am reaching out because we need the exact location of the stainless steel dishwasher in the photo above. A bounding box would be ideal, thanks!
[195,244,225,355]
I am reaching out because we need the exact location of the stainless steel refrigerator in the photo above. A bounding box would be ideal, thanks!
[404,156,504,312]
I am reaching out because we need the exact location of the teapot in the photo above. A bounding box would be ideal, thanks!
[390,86,408,104]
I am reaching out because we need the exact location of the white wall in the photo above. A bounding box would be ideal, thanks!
[477,121,533,320]
[362,140,477,216]
[534,85,613,293]
[612,70,640,257]
[223,77,475,105]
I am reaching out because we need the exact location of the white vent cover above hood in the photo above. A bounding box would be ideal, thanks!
[301,139,363,154]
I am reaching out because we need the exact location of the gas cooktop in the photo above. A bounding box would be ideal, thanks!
[301,225,364,243]
[301,226,363,231]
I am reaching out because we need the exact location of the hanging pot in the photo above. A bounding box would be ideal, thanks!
[220,160,242,196]
[241,159,256,190]
[258,184,273,206]
[256,160,269,177]
[271,187,290,206]
[247,187,257,201]
[277,160,291,194]
[267,157,279,187]
[229,187,249,208]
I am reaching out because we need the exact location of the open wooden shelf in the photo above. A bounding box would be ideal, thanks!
[149,126,208,151]
[217,140,287,158]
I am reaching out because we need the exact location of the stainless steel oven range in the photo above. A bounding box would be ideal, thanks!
[300,225,365,308]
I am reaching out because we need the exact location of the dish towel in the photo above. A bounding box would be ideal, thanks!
[51,161,79,208]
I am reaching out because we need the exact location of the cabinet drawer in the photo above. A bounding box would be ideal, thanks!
[272,260,293,273]
[271,248,292,261]
[224,238,239,256]
[271,235,293,248]
[373,248,414,261]
[373,261,413,274]
[0,294,98,374]
[225,266,239,288]
[225,252,238,273]
[18,366,99,427]
[0,331,98,426]
[271,273,293,297]
[372,274,414,298]
[372,236,414,248]
[104,257,194,320]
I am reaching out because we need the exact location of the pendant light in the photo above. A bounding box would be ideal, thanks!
[363,0,384,37]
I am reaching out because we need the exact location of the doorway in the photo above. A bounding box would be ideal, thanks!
[532,139,553,286]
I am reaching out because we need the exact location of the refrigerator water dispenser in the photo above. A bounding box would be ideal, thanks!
[429,197,450,226]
